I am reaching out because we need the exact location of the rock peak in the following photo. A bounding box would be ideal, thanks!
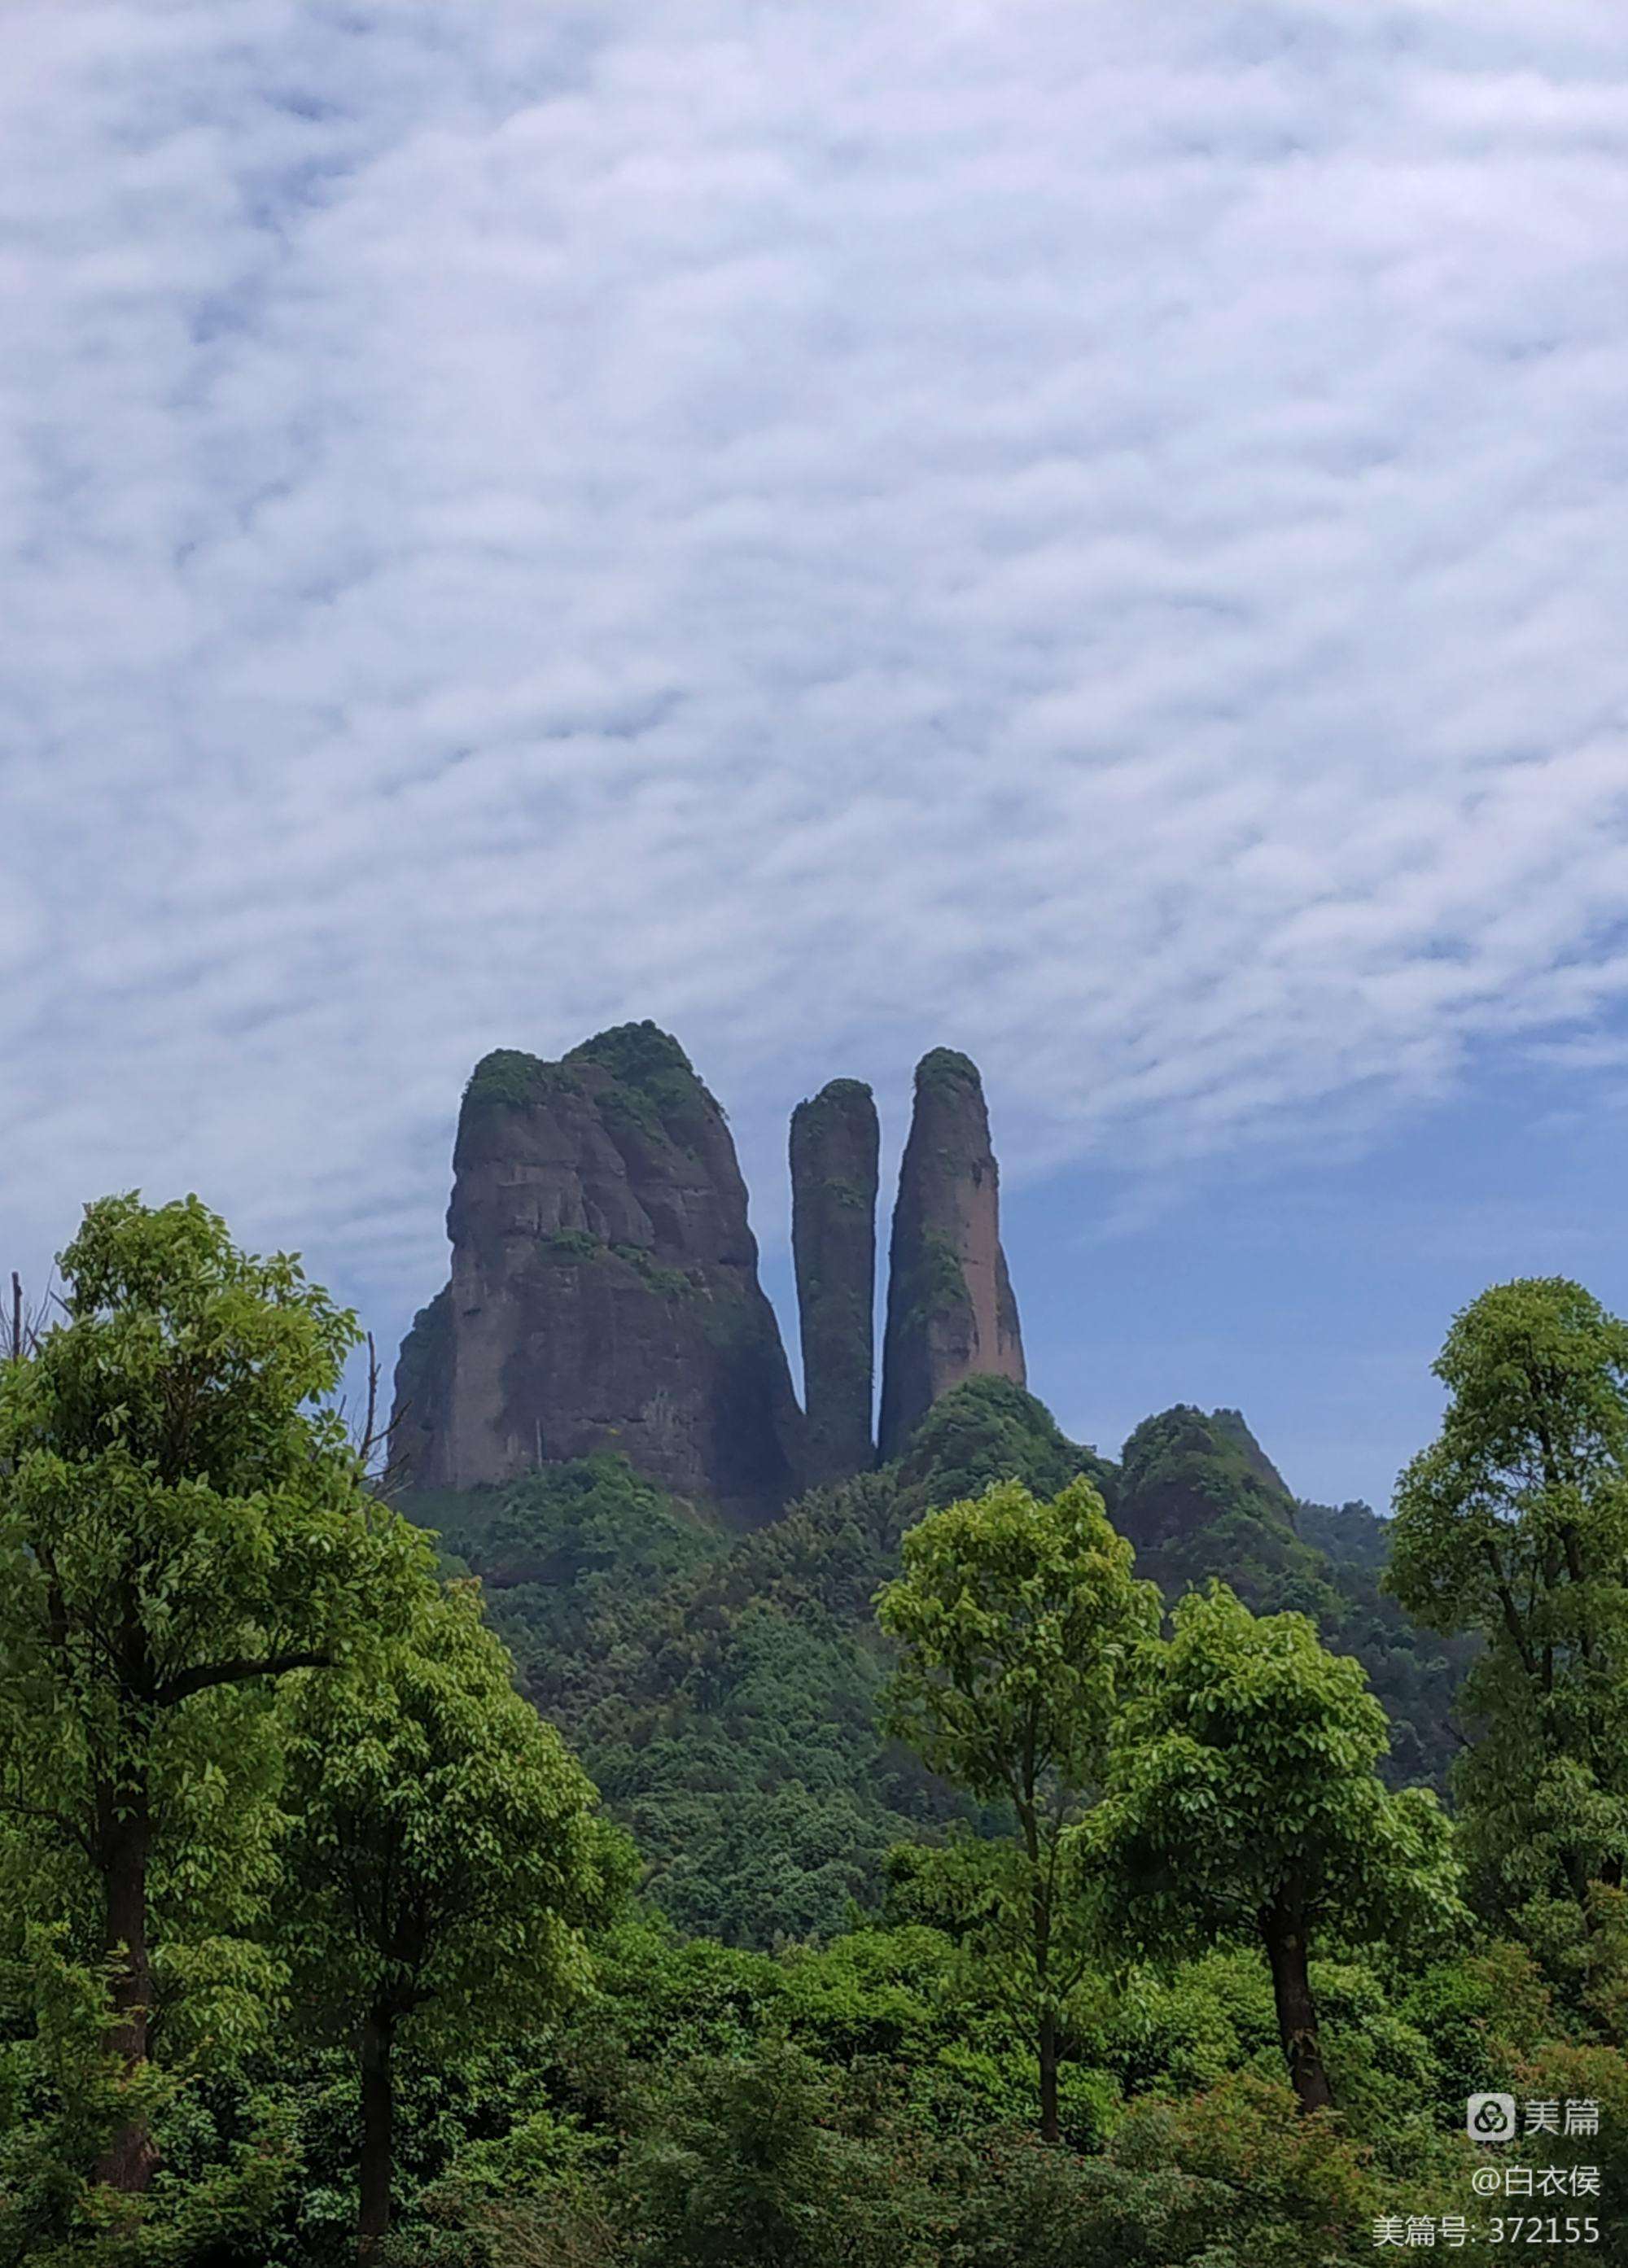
[915,1047,981,1086]
[565,1019,707,1091]
[790,1079,879,1485]
[395,1025,803,1522]
[876,1048,1025,1461]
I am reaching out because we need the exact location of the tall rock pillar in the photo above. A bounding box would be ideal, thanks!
[877,1048,1025,1462]
[790,1079,879,1486]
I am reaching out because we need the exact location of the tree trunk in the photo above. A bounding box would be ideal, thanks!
[1024,1813,1061,2145]
[95,1778,157,2192]
[1260,1894,1333,2113]
[357,2007,396,2260]
[1038,2005,1061,2144]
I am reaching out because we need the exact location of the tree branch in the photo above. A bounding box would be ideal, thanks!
[0,1788,95,1860]
[1480,1540,1537,1680]
[154,1649,330,1707]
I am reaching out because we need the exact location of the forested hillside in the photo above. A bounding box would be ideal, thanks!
[409,1377,1471,1947]
[3,1206,1624,2268]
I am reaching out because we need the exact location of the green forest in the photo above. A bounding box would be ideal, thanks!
[3,1194,1628,2265]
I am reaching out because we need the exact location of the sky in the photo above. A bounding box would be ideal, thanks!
[4,1,1628,1515]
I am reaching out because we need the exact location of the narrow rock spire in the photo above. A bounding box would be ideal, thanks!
[877,1048,1025,1462]
[790,1079,879,1486]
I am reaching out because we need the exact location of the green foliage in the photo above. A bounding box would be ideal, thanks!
[790,1079,874,1144]
[566,1023,714,1143]
[532,1234,697,1298]
[431,1466,977,1948]
[1116,1405,1329,1612]
[821,1178,872,1214]
[410,1392,1459,1948]
[621,2041,875,2268]
[1088,1583,1463,2108]
[1101,2074,1383,2267]
[0,2051,298,2268]
[7,1864,1615,2266]
[540,1230,602,1263]
[877,1477,1158,1814]
[914,1048,981,1097]
[432,1384,1441,1974]
[278,1580,627,2056]
[461,1026,713,1153]
[897,1378,1116,1514]
[462,1051,583,1112]
[277,1579,631,2252]
[1091,1584,1460,1956]
[0,1929,175,2265]
[1389,1277,1628,1921]
[34,1204,1626,2259]
[1295,1498,1478,1790]
[898,1228,974,1335]
[1114,1408,1468,1788]
[607,1246,697,1300]
[0,1193,443,2254]
[0,1197,432,2192]
[413,1455,723,1682]
[567,1020,699,1094]
[878,1477,1160,2136]
[1390,1277,1628,1632]
[404,1952,1480,2268]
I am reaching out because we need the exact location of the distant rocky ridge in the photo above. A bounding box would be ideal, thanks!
[393,1025,1024,1518]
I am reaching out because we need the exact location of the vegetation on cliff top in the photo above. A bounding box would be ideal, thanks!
[913,1046,982,1095]
[567,1020,717,1142]
[791,1076,875,1128]
[462,1048,584,1112]
[461,1025,715,1147]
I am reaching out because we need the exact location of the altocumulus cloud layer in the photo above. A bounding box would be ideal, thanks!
[3,0,1628,1336]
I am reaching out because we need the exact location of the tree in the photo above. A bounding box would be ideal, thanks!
[1388,1278,1628,1916]
[277,1579,629,2260]
[0,1193,431,2196]
[875,1476,1159,2142]
[626,2040,876,2268]
[1084,1584,1459,2112]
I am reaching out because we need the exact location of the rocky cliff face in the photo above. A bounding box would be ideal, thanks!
[790,1079,879,1487]
[876,1049,1025,1461]
[392,1024,804,1522]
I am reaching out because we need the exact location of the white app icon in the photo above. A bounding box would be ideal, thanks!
[1467,2093,1516,2143]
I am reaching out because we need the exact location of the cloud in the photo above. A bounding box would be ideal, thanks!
[2,0,1628,1356]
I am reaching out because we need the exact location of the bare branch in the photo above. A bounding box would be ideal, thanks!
[6,1269,50,1362]
[342,1327,416,1501]
[363,1332,379,1465]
